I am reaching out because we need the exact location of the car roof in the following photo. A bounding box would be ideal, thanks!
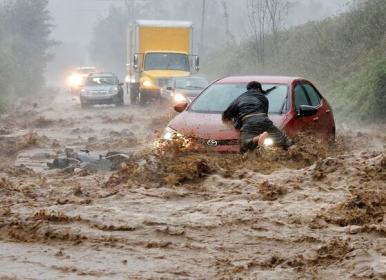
[174,76,207,80]
[89,72,116,77]
[76,67,96,71]
[217,75,303,84]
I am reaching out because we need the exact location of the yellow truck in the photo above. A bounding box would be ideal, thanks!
[126,20,199,105]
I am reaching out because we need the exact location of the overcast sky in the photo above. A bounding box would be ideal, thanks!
[48,0,122,44]
[46,0,349,85]
[48,0,348,43]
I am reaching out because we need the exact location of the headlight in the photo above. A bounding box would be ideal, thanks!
[67,74,83,87]
[80,88,87,94]
[263,137,274,147]
[163,127,185,140]
[163,127,177,140]
[110,86,119,94]
[125,75,135,83]
[142,79,152,87]
[159,127,191,149]
[173,93,187,103]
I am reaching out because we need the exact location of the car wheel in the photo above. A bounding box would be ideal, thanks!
[328,128,336,146]
[159,96,168,106]
[116,94,124,106]
[138,92,147,106]
[156,95,166,107]
[80,101,89,109]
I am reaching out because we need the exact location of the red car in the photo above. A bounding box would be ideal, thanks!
[164,76,335,152]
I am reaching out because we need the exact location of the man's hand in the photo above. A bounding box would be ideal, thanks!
[222,113,230,123]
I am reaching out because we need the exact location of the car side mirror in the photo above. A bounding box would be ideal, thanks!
[298,105,318,118]
[133,54,139,71]
[194,56,200,72]
[166,86,174,91]
[174,102,188,113]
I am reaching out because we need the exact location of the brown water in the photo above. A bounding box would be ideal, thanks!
[0,91,385,279]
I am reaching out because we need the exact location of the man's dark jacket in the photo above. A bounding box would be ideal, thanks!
[222,87,291,152]
[222,89,269,128]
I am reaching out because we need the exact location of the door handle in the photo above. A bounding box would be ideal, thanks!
[326,109,331,113]
[313,117,319,122]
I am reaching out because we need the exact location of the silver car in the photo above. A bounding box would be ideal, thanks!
[80,73,124,108]
[160,76,209,105]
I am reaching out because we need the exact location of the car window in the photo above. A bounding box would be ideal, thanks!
[189,83,288,114]
[144,53,189,71]
[175,77,208,90]
[265,85,288,114]
[190,84,245,113]
[85,76,117,86]
[302,83,321,107]
[294,84,310,111]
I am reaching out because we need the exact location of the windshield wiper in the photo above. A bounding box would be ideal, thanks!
[279,94,288,114]
[264,86,277,94]
[185,86,203,89]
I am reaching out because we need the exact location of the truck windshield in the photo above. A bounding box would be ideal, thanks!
[144,53,189,71]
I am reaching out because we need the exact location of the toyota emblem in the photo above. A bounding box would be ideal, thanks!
[207,139,218,147]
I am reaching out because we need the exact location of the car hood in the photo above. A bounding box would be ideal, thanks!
[82,85,115,91]
[168,111,285,140]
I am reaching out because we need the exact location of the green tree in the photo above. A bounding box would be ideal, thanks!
[204,0,386,122]
[0,0,53,110]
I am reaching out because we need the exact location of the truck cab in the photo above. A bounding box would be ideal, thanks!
[126,20,199,105]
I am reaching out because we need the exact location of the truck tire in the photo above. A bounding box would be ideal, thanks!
[130,85,139,105]
[139,92,147,106]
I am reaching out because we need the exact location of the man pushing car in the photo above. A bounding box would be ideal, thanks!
[222,81,293,153]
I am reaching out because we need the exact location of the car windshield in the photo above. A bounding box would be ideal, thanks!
[175,77,208,90]
[144,53,189,71]
[189,83,288,114]
[85,76,117,86]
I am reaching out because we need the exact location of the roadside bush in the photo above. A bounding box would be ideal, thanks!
[372,62,386,121]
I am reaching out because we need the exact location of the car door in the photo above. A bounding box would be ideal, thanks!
[290,82,320,134]
[301,82,331,136]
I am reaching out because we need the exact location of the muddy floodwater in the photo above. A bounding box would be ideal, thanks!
[0,91,385,279]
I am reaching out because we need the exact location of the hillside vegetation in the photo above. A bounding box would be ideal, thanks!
[0,0,53,111]
[202,0,386,122]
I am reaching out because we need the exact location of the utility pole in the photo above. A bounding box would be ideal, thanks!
[200,0,206,55]
[124,0,135,20]
[222,0,236,46]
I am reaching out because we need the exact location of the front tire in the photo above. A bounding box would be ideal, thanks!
[328,128,336,147]
[115,93,124,106]
[138,92,147,106]
[80,101,89,109]
[130,85,139,105]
